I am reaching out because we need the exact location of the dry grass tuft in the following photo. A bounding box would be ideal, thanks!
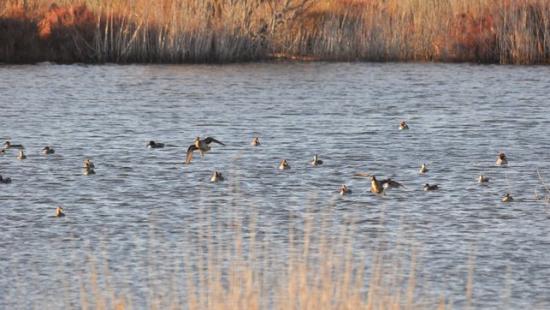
[74,217,443,310]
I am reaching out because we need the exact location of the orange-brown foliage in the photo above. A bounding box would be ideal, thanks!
[38,4,95,39]
[449,10,497,62]
[0,0,549,64]
[33,4,97,62]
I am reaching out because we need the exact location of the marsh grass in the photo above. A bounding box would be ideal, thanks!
[69,209,459,310]
[1,0,550,64]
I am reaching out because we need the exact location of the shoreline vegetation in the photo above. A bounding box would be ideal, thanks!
[1,0,550,65]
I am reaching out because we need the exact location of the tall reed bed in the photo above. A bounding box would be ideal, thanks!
[1,0,549,63]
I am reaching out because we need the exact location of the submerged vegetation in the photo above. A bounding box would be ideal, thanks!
[1,0,550,64]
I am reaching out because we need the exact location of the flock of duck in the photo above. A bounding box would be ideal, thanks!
[0,120,521,217]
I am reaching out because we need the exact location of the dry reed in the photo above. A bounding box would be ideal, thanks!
[1,0,550,64]
[72,214,450,310]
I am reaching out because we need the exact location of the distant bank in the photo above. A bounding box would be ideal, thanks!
[1,0,549,64]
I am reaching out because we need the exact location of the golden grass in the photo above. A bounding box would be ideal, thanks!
[2,0,550,63]
[2,0,549,63]
[70,211,460,310]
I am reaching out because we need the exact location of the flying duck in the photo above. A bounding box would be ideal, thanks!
[185,137,225,164]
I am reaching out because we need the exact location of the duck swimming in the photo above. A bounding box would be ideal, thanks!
[423,183,439,191]
[147,141,165,149]
[478,175,489,183]
[210,171,225,182]
[251,137,260,146]
[399,121,409,130]
[17,150,26,160]
[496,153,508,166]
[311,154,323,166]
[370,176,384,194]
[0,175,12,184]
[3,141,24,149]
[339,184,352,195]
[501,193,513,202]
[419,163,428,174]
[279,159,290,170]
[83,159,95,175]
[185,136,225,164]
[42,146,55,155]
[55,207,65,217]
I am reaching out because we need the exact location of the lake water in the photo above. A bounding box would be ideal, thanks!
[1,63,550,309]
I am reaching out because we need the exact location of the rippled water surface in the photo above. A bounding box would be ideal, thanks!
[1,63,550,309]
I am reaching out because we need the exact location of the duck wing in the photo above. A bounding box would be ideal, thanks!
[185,144,198,164]
[381,179,404,188]
[203,137,225,146]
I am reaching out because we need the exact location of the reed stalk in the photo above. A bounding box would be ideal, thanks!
[1,0,549,63]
